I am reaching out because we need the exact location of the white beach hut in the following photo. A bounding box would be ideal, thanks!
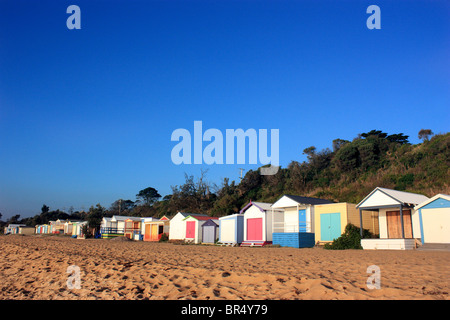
[414,194,450,245]
[168,212,208,241]
[357,187,429,250]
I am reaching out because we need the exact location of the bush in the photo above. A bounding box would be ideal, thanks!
[324,223,373,250]
[159,233,169,242]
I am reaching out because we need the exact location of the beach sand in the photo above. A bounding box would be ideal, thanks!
[0,235,449,300]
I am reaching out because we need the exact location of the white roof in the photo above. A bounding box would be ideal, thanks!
[414,194,450,210]
[111,215,141,222]
[219,213,244,220]
[357,187,429,208]
[252,202,273,211]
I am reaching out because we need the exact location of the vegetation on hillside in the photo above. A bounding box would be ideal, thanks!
[1,130,448,229]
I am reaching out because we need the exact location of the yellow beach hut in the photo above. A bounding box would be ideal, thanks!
[314,202,379,244]
[143,216,170,241]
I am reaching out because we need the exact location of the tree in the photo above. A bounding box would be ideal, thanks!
[41,204,50,214]
[361,130,388,139]
[136,187,161,206]
[418,129,434,142]
[386,133,409,145]
[332,139,349,152]
[302,146,317,161]
[109,199,135,215]
[87,204,104,235]
[7,214,20,224]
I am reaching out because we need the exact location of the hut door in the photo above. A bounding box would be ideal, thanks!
[299,209,307,232]
[202,226,215,243]
[386,210,412,238]
[144,224,151,241]
[247,218,263,241]
[151,224,159,241]
[320,213,341,241]
[186,221,196,239]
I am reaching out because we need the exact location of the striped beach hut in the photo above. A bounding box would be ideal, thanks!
[218,214,244,246]
[4,224,26,234]
[71,221,88,238]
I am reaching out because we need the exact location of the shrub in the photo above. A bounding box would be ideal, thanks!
[324,223,373,250]
[159,233,169,242]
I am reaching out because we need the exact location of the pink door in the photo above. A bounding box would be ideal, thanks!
[247,218,263,241]
[186,221,196,238]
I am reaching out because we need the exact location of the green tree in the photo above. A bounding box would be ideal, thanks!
[87,204,105,235]
[41,204,50,214]
[136,187,161,206]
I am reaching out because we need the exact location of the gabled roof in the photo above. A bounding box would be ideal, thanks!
[202,219,219,227]
[219,213,244,220]
[111,215,141,221]
[356,187,429,209]
[271,194,333,208]
[176,212,208,218]
[183,215,219,221]
[283,194,334,205]
[414,194,450,210]
[239,201,274,214]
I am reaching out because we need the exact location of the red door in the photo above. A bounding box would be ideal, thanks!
[247,218,263,241]
[186,221,196,239]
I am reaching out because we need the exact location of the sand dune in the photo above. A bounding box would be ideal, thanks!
[0,235,448,300]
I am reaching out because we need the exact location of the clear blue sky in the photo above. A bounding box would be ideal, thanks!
[0,0,449,219]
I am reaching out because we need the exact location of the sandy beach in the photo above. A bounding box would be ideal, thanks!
[0,234,449,300]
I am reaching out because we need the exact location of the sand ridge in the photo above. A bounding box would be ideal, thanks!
[0,235,449,300]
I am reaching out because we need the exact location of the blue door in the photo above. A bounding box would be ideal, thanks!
[320,213,341,241]
[299,209,307,232]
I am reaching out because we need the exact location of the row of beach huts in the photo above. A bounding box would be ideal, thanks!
[4,188,450,250]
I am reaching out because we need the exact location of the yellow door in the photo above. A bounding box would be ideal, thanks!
[151,224,158,241]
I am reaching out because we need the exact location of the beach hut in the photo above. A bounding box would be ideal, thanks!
[414,194,450,245]
[183,215,219,244]
[4,224,27,235]
[240,201,283,247]
[143,216,170,241]
[64,220,82,235]
[35,224,51,234]
[271,195,333,248]
[50,219,66,234]
[314,202,379,244]
[356,187,429,250]
[71,221,88,238]
[124,217,142,240]
[201,219,219,244]
[100,215,138,239]
[218,214,244,246]
[168,212,208,241]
